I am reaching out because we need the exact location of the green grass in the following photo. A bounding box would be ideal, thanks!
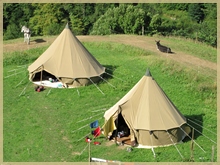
[157,36,217,63]
[3,35,57,45]
[3,38,217,162]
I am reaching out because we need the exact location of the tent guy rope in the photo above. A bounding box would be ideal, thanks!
[46,88,52,96]
[90,108,107,113]
[99,76,116,88]
[76,133,91,142]
[4,70,26,79]
[187,118,217,136]
[180,127,206,153]
[15,76,27,87]
[8,67,26,73]
[76,88,80,96]
[187,123,216,144]
[19,81,31,97]
[77,114,104,123]
[89,78,105,95]
[104,72,124,82]
[166,131,184,159]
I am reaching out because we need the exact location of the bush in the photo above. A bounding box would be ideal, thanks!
[90,4,146,35]
[3,23,21,40]
[43,23,63,36]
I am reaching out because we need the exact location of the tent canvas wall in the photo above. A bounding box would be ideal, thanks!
[28,23,105,88]
[103,69,191,148]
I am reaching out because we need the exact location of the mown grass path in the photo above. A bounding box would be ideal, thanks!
[3,35,217,71]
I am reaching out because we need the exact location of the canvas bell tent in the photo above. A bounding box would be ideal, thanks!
[28,23,105,88]
[103,69,191,148]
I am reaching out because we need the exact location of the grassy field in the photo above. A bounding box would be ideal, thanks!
[3,36,217,162]
[153,35,217,63]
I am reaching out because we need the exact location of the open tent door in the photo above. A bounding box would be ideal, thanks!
[31,70,58,82]
[107,112,138,146]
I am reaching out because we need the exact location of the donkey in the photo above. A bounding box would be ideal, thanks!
[21,25,31,45]
[155,40,172,53]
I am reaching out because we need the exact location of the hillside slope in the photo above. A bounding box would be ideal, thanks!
[3,35,217,71]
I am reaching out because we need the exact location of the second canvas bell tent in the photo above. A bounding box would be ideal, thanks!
[103,69,191,148]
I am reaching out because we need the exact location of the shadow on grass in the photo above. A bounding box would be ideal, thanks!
[98,65,118,84]
[183,114,204,142]
[32,38,47,43]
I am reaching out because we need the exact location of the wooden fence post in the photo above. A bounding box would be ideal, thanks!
[190,128,194,162]
[211,145,215,162]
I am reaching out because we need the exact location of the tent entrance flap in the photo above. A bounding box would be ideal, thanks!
[115,113,130,137]
[108,113,131,141]
[31,70,58,82]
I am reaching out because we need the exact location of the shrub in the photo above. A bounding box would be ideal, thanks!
[3,23,21,40]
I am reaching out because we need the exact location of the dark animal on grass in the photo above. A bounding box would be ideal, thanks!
[155,40,173,53]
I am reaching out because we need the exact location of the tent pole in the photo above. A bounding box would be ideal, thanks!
[40,69,43,84]
[115,109,120,145]
[40,65,44,85]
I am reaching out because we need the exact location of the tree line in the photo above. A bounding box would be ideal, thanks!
[3,3,217,47]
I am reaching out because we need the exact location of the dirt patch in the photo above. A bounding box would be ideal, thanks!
[3,36,56,53]
[62,136,70,143]
[72,152,80,155]
[104,140,129,150]
[3,35,216,71]
[105,140,115,146]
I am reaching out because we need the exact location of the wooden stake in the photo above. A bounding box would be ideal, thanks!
[211,145,215,162]
[88,141,91,164]
[190,128,194,162]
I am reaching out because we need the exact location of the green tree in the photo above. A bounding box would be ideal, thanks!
[90,8,116,35]
[3,3,217,47]
[3,23,20,40]
[120,5,145,34]
[188,3,204,23]
[29,3,66,36]
[69,14,85,35]
[197,20,217,47]
[159,3,189,11]
[3,3,34,40]
[90,4,146,35]
[149,14,162,34]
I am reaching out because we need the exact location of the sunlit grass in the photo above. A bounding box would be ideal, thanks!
[157,36,217,62]
[3,38,217,162]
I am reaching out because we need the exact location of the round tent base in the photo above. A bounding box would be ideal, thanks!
[33,80,67,88]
